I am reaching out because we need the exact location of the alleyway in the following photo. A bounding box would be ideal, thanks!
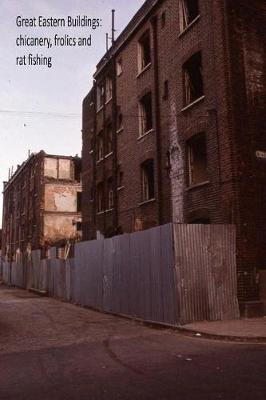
[0,284,265,400]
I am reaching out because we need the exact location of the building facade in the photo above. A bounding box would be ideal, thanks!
[82,0,266,314]
[1,151,82,258]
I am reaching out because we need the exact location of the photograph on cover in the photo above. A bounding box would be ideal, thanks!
[0,1,265,399]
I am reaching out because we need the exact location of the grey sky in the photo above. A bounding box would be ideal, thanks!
[0,0,145,225]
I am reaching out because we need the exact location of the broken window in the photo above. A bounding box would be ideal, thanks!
[105,76,112,102]
[141,159,155,201]
[183,52,203,106]
[139,92,153,136]
[96,131,104,161]
[97,183,104,213]
[187,133,208,186]
[179,0,199,32]
[106,123,113,155]
[97,82,105,110]
[138,30,151,72]
[107,178,114,210]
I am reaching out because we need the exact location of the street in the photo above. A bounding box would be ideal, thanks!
[0,285,265,400]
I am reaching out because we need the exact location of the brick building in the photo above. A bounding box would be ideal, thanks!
[1,151,82,258]
[82,0,266,314]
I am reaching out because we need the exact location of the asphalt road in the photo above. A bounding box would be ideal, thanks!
[0,285,265,400]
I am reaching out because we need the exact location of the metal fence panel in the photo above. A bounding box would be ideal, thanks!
[74,239,103,309]
[0,223,239,326]
[173,224,239,324]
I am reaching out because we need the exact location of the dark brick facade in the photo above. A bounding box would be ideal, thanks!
[82,0,266,308]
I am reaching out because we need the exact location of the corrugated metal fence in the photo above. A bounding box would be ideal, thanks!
[0,223,239,325]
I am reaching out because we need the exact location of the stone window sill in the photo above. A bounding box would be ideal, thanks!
[138,198,156,207]
[181,95,205,112]
[136,62,152,78]
[178,15,201,38]
[137,129,155,141]
[186,180,210,191]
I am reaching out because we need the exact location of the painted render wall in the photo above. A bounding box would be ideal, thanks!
[43,183,81,243]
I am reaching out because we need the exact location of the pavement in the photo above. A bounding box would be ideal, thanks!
[181,318,266,343]
[0,284,266,400]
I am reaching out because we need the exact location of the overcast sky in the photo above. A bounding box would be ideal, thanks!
[0,0,145,225]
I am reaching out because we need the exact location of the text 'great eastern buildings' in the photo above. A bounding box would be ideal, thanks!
[81,0,266,313]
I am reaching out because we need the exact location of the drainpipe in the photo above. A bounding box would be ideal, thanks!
[111,57,118,234]
[151,15,163,225]
[92,80,97,237]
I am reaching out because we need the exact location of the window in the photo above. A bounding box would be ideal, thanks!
[163,80,169,100]
[179,0,199,32]
[141,159,155,201]
[77,191,82,212]
[139,92,153,136]
[187,133,207,186]
[116,58,123,76]
[96,131,104,161]
[138,31,151,72]
[106,124,113,155]
[118,170,124,188]
[97,183,104,213]
[183,52,203,106]
[106,76,112,102]
[107,178,114,210]
[117,113,123,131]
[97,82,104,110]
[161,11,166,28]
[74,160,81,182]
[76,221,82,231]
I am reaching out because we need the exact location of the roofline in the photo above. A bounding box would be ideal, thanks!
[93,0,160,79]
[3,151,81,192]
[3,152,40,192]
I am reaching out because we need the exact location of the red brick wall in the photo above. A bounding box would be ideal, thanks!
[81,0,266,303]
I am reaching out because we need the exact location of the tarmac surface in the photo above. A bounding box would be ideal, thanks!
[0,284,265,400]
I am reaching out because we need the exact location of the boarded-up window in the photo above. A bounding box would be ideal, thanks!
[187,133,208,186]
[139,92,153,136]
[58,159,72,180]
[138,31,151,72]
[183,52,203,106]
[141,159,155,201]
[179,0,199,32]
